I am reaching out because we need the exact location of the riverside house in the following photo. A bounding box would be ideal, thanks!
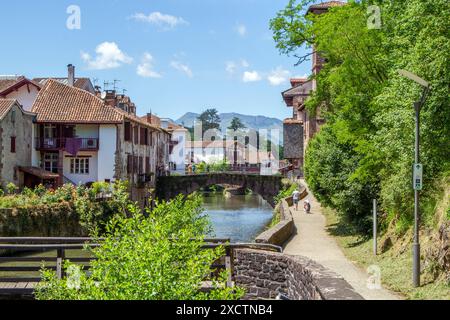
[30,78,170,205]
[0,99,38,189]
[281,1,344,176]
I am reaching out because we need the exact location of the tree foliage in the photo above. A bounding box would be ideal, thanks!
[35,195,244,300]
[197,108,221,134]
[227,117,246,132]
[272,0,450,233]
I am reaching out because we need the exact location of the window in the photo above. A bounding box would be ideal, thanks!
[140,128,148,145]
[134,126,139,144]
[11,110,16,124]
[127,154,133,174]
[70,158,90,175]
[44,153,59,173]
[10,137,16,153]
[44,124,57,139]
[124,122,132,141]
[145,157,150,174]
[138,156,143,174]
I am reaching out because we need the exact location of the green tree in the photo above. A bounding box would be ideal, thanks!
[35,195,244,300]
[197,108,221,134]
[227,117,246,132]
[271,0,450,233]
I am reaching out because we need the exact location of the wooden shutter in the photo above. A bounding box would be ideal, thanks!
[127,154,133,174]
[124,122,131,141]
[10,137,16,153]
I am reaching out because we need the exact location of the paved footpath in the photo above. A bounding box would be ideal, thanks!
[284,181,401,300]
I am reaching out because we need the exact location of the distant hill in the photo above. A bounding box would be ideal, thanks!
[175,112,283,134]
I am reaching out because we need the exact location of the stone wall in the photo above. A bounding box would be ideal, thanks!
[255,198,295,246]
[255,187,307,246]
[233,249,364,300]
[283,122,304,160]
[0,103,34,189]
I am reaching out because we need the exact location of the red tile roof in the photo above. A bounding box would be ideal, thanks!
[307,1,346,14]
[32,79,163,131]
[0,76,41,96]
[0,99,17,119]
[32,79,123,124]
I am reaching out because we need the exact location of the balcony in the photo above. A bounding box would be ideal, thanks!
[35,137,99,151]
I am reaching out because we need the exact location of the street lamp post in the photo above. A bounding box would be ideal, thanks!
[398,69,430,287]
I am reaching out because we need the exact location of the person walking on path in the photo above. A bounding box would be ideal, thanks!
[304,199,311,214]
[292,189,301,211]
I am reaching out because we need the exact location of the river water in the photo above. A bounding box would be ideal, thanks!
[203,192,274,243]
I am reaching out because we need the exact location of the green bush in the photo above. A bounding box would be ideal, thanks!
[274,179,299,205]
[0,181,131,237]
[35,195,244,300]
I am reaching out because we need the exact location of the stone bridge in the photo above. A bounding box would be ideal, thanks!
[156,173,283,206]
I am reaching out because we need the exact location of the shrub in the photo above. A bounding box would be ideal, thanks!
[35,195,244,300]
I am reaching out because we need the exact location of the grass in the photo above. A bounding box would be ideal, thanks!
[322,207,450,300]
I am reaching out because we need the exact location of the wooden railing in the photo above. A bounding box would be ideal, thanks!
[0,237,281,296]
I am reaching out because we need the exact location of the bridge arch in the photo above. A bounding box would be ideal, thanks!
[156,173,283,207]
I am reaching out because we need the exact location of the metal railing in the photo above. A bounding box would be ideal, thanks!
[35,138,99,151]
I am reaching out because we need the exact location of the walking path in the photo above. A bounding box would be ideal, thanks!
[283,181,401,300]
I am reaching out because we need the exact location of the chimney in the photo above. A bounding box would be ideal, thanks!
[67,64,75,86]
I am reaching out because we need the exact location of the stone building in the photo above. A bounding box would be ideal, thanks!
[0,99,36,189]
[281,1,345,176]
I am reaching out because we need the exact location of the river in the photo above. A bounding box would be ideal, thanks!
[202,192,274,243]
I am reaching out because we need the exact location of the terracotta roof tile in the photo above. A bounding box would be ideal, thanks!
[307,1,346,14]
[0,76,41,95]
[32,79,123,124]
[0,98,17,119]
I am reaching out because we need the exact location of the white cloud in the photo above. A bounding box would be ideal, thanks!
[226,59,250,75]
[137,53,162,78]
[267,67,291,86]
[170,61,193,78]
[235,23,247,37]
[81,42,132,70]
[226,61,237,75]
[241,59,250,68]
[243,71,262,83]
[131,12,188,29]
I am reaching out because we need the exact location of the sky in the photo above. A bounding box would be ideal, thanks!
[0,0,312,121]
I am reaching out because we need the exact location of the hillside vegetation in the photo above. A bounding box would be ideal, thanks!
[271,0,449,292]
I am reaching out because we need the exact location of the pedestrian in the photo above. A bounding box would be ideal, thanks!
[192,164,197,174]
[304,199,311,214]
[292,189,301,211]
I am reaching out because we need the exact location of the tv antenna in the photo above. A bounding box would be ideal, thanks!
[113,79,121,91]
[103,81,112,90]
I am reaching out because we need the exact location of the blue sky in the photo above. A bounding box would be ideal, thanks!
[0,0,311,120]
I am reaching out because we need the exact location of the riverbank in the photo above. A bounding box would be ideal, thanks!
[322,207,450,300]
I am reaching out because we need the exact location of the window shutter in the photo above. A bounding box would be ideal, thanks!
[124,122,131,141]
[10,137,16,153]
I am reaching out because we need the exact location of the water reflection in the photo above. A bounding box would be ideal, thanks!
[202,192,274,243]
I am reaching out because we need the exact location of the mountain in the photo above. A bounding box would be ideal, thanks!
[175,112,283,133]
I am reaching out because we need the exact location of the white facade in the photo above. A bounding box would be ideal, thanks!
[63,151,98,185]
[3,84,39,111]
[170,129,187,173]
[97,125,117,182]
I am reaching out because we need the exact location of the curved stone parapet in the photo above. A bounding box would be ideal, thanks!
[255,186,307,246]
[233,249,364,300]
